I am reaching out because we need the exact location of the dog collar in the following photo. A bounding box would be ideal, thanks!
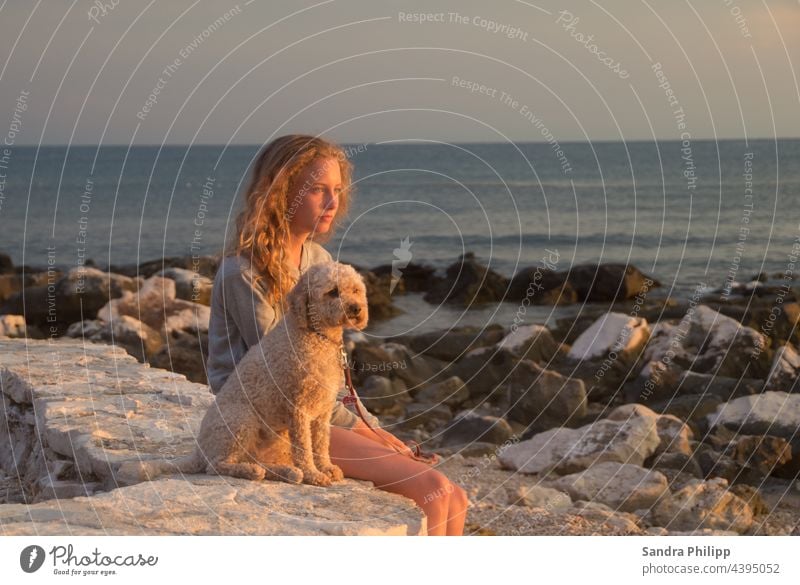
[308,326,342,348]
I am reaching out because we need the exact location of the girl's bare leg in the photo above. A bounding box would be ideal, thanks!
[328,426,469,536]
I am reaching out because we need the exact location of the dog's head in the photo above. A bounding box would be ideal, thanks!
[287,261,369,332]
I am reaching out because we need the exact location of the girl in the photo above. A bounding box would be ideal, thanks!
[206,134,468,536]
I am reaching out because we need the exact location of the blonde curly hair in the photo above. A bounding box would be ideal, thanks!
[226,134,354,312]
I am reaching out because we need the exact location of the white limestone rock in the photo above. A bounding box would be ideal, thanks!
[97,275,209,337]
[552,461,669,513]
[607,403,693,456]
[644,305,771,378]
[651,477,753,534]
[706,391,800,439]
[508,484,573,510]
[496,324,564,363]
[0,338,426,535]
[765,343,800,391]
[65,315,164,361]
[0,476,426,536]
[498,413,660,475]
[156,267,213,305]
[568,312,650,361]
[641,321,693,374]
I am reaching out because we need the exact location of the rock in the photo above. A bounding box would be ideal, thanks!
[668,529,741,536]
[729,484,769,516]
[440,412,514,447]
[400,403,453,431]
[0,476,426,535]
[641,321,694,370]
[696,432,794,484]
[376,342,450,390]
[564,352,642,404]
[109,255,220,280]
[707,391,800,439]
[691,305,773,377]
[565,263,660,302]
[148,329,209,384]
[627,363,764,407]
[748,302,800,346]
[495,324,565,363]
[0,338,211,499]
[392,324,505,362]
[97,274,210,338]
[351,343,400,386]
[644,306,774,379]
[65,316,164,362]
[0,252,12,274]
[0,314,26,338]
[606,403,693,457]
[0,274,22,305]
[677,370,763,400]
[0,337,426,534]
[357,269,403,321]
[415,376,470,407]
[498,413,660,475]
[649,452,704,480]
[566,500,643,533]
[156,267,213,306]
[352,375,410,415]
[647,393,723,433]
[651,477,754,533]
[732,435,792,476]
[423,252,509,306]
[503,360,587,432]
[695,446,742,484]
[370,262,440,294]
[765,343,800,391]
[622,360,685,404]
[508,484,572,510]
[568,312,651,361]
[447,346,518,399]
[447,441,502,457]
[34,476,101,502]
[0,267,138,333]
[552,461,669,512]
[507,267,577,305]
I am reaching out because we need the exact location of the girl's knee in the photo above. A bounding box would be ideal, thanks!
[417,470,457,507]
[449,483,469,510]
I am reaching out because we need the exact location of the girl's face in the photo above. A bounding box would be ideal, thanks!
[288,156,342,235]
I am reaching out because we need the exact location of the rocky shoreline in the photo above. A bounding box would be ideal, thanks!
[1,250,800,535]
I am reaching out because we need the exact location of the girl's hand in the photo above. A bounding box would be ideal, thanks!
[376,429,441,465]
[353,420,414,455]
[351,419,439,464]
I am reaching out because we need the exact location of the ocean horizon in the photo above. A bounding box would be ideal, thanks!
[2,138,798,329]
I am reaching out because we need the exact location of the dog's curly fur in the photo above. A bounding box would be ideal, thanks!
[118,261,369,487]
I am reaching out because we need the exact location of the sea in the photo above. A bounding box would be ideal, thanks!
[1,139,798,336]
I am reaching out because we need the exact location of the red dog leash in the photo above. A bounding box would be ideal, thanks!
[339,346,438,465]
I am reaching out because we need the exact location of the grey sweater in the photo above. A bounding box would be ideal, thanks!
[205,238,380,429]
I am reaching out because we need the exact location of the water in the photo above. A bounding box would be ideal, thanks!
[1,139,798,335]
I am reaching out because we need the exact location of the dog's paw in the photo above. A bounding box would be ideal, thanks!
[301,469,332,487]
[260,464,304,484]
[283,466,304,484]
[320,464,344,482]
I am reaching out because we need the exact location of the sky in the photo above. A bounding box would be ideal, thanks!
[0,0,798,145]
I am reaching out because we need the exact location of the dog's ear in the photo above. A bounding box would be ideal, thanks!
[287,278,310,329]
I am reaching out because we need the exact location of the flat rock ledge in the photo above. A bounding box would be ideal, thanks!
[0,337,426,535]
[0,475,426,536]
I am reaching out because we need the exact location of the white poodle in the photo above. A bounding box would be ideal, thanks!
[118,261,369,487]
